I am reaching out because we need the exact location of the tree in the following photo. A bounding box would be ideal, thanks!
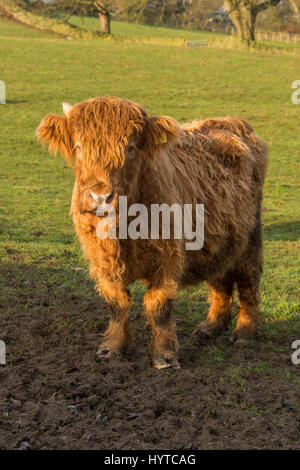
[223,0,282,42]
[93,1,112,33]
[181,0,223,30]
[64,1,114,33]
[117,0,185,27]
[38,0,173,33]
[27,0,115,33]
[288,0,300,22]
[117,0,164,24]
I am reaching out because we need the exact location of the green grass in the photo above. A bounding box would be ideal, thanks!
[68,16,218,40]
[0,14,53,38]
[260,39,300,49]
[0,17,299,346]
[68,15,300,50]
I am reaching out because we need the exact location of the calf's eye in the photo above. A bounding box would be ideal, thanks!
[75,143,82,159]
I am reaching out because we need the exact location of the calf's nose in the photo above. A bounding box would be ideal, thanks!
[105,191,115,204]
[89,191,114,205]
[90,191,103,204]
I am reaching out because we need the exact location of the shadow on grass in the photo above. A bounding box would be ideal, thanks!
[0,260,299,348]
[5,100,28,104]
[264,221,300,242]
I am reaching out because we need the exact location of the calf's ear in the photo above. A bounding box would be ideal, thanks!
[36,114,73,165]
[143,116,180,158]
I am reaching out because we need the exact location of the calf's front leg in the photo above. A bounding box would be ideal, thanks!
[144,283,180,370]
[96,285,131,358]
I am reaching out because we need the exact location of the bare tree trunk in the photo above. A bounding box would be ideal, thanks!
[223,0,256,42]
[289,0,300,23]
[249,5,258,41]
[98,11,110,33]
[224,0,282,42]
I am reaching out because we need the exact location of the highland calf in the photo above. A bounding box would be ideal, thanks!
[37,97,267,369]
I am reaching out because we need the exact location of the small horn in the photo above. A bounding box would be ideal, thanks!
[63,102,73,116]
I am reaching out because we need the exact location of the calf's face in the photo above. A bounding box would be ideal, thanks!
[36,97,179,216]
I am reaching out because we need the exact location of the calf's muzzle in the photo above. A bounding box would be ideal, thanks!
[90,190,115,206]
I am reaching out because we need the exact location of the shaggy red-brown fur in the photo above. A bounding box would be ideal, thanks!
[37,96,267,369]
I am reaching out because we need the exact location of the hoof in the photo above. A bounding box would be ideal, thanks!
[229,329,255,347]
[152,353,181,370]
[96,344,123,359]
[192,320,224,340]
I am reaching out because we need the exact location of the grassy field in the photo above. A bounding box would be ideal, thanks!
[0,15,299,449]
[0,14,53,38]
[68,15,300,50]
[69,15,220,40]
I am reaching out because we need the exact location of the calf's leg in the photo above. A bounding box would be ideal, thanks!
[193,276,233,339]
[144,283,180,370]
[97,287,131,358]
[230,217,263,344]
[230,272,260,345]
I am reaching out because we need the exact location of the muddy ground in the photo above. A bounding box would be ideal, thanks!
[0,263,299,450]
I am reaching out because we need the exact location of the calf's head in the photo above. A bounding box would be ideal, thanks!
[36,97,180,215]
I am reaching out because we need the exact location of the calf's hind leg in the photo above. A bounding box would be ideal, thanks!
[144,282,180,370]
[230,218,263,345]
[193,275,233,339]
[230,271,260,345]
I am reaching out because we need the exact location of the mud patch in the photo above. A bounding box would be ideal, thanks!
[0,263,299,450]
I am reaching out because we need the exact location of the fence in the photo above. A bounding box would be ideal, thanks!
[207,24,300,45]
[235,28,300,44]
[255,30,300,44]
